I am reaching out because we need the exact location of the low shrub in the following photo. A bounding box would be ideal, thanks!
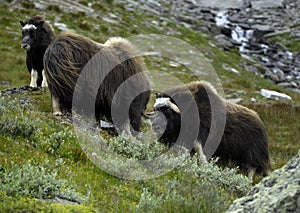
[0,160,87,203]
[37,129,77,155]
[181,157,252,197]
[0,190,95,212]
[136,178,232,213]
[0,98,37,139]
[0,117,37,139]
[135,158,252,212]
[107,133,166,160]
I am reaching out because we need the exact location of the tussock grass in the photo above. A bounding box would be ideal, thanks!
[247,103,300,169]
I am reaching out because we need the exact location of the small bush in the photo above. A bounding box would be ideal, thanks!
[107,134,166,160]
[0,161,86,203]
[182,157,252,197]
[38,129,77,155]
[0,98,37,139]
[135,158,252,212]
[136,178,231,213]
[0,190,95,212]
[0,117,37,139]
[0,98,21,113]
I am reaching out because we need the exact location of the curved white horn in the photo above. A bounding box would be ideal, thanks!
[167,100,180,114]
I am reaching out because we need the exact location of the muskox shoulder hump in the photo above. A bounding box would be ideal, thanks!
[104,37,132,48]
[187,81,219,96]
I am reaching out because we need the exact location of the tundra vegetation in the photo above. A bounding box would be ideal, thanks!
[0,0,299,212]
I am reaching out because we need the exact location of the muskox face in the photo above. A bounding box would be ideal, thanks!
[20,20,44,51]
[152,94,181,146]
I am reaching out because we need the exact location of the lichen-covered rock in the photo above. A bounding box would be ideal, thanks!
[226,150,300,213]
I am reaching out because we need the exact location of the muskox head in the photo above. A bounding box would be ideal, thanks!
[20,16,45,51]
[152,93,181,146]
[152,92,208,165]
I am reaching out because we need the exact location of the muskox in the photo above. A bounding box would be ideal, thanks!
[152,81,271,179]
[20,15,55,87]
[43,32,151,134]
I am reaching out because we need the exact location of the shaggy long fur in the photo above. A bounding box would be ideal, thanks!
[43,32,151,133]
[152,81,271,178]
[20,15,55,87]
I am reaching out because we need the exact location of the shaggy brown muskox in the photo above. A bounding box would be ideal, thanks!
[20,15,55,87]
[43,32,151,134]
[152,81,271,179]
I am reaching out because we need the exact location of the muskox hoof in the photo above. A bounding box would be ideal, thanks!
[41,70,48,87]
[197,155,208,165]
[41,80,48,88]
[247,167,257,181]
[29,83,38,88]
[53,111,63,116]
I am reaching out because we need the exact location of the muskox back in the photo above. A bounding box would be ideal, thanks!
[153,81,271,178]
[44,32,151,133]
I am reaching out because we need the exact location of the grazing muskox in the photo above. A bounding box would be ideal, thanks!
[43,32,151,134]
[20,15,55,87]
[152,81,271,179]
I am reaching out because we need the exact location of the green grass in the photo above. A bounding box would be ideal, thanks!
[268,32,300,53]
[0,0,300,212]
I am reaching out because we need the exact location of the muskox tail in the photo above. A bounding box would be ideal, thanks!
[43,32,102,109]
[241,114,272,177]
[255,126,272,176]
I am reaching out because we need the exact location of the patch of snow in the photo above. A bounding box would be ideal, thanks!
[260,89,292,101]
[54,23,69,31]
[215,11,229,27]
[100,120,114,128]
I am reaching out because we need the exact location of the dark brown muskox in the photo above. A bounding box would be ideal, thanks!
[43,32,151,134]
[152,81,271,179]
[20,15,55,87]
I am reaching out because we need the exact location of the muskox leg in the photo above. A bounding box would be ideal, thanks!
[29,69,38,87]
[193,140,207,165]
[128,104,141,133]
[129,94,150,134]
[247,167,256,181]
[51,94,63,116]
[129,113,142,134]
[116,119,131,135]
[124,121,131,135]
[41,69,48,87]
[262,168,271,177]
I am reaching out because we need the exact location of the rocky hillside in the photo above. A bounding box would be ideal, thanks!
[123,0,300,93]
[227,150,300,212]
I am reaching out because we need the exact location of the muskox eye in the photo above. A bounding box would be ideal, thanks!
[154,106,167,112]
